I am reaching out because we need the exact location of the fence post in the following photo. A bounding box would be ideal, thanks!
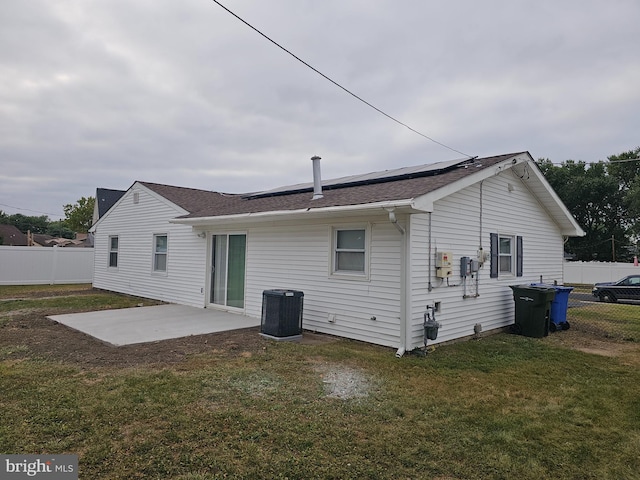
[50,245,59,285]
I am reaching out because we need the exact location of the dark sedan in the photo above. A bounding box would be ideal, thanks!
[592,275,640,303]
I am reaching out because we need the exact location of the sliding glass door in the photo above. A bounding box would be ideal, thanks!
[210,234,246,309]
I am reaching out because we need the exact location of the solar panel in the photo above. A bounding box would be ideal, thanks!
[248,157,471,198]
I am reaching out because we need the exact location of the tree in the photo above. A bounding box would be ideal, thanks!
[627,180,640,228]
[607,147,640,241]
[2,213,50,234]
[63,197,95,233]
[606,147,640,190]
[537,149,640,262]
[46,220,75,239]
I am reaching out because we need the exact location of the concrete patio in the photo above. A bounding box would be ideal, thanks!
[48,304,261,346]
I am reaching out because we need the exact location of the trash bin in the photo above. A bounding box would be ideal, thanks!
[260,289,304,340]
[509,285,556,338]
[530,283,573,332]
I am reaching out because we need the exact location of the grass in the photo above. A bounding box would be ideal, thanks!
[0,283,94,298]
[1,285,640,479]
[0,284,162,327]
[0,294,150,313]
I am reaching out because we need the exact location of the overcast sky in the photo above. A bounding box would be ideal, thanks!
[1,0,639,220]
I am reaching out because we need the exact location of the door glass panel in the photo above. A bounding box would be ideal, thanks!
[211,235,227,305]
[210,234,245,308]
[227,235,246,308]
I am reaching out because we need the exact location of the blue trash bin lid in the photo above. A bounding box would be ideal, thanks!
[530,283,573,292]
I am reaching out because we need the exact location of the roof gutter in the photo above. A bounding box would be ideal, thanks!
[169,199,418,226]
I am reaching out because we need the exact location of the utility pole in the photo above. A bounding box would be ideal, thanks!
[611,235,616,262]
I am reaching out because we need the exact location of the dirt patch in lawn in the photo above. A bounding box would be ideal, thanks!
[544,328,640,365]
[312,361,375,400]
[0,312,272,368]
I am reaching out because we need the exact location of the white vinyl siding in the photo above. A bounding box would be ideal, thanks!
[240,216,403,348]
[408,171,565,349]
[93,185,206,307]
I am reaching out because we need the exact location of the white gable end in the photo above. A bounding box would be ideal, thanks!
[92,184,206,307]
[408,169,567,349]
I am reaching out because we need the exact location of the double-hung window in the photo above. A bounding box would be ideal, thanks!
[108,236,118,268]
[490,233,523,278]
[499,236,513,274]
[153,234,168,272]
[333,227,367,276]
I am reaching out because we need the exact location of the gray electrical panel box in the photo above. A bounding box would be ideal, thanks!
[461,257,480,277]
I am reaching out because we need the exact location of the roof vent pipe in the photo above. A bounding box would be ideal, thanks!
[311,155,323,200]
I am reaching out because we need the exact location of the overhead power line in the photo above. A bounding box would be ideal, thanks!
[210,0,474,159]
[0,202,64,218]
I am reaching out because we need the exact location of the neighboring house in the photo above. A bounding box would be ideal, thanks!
[32,234,55,246]
[91,152,584,355]
[0,224,28,246]
[89,188,126,247]
[31,234,90,248]
[92,188,126,225]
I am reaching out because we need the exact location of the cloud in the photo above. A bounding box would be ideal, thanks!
[1,0,639,220]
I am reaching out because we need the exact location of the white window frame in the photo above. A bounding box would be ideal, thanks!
[153,233,168,274]
[499,234,514,275]
[108,235,118,268]
[330,225,370,280]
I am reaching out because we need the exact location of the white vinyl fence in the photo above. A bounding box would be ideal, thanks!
[0,246,94,285]
[563,261,640,285]
[2,247,635,287]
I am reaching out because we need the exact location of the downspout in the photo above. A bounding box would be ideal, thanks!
[478,181,484,260]
[477,181,484,296]
[428,212,433,292]
[386,207,406,235]
[403,216,413,356]
[386,207,408,358]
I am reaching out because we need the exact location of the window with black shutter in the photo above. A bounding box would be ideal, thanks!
[490,233,523,278]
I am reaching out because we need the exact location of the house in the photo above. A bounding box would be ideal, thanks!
[90,152,584,355]
[28,234,89,248]
[92,188,126,225]
[32,233,55,246]
[88,188,126,247]
[0,224,28,246]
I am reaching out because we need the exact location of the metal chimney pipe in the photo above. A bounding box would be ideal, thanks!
[311,155,323,200]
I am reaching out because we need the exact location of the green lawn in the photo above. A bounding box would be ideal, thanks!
[568,301,640,341]
[1,285,640,479]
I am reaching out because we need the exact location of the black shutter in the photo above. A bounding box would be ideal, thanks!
[490,233,498,278]
[516,236,523,277]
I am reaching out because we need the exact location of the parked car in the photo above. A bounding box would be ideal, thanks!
[592,275,640,303]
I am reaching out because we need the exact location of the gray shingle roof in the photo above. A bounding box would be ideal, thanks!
[96,188,126,218]
[0,224,28,245]
[140,153,522,219]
